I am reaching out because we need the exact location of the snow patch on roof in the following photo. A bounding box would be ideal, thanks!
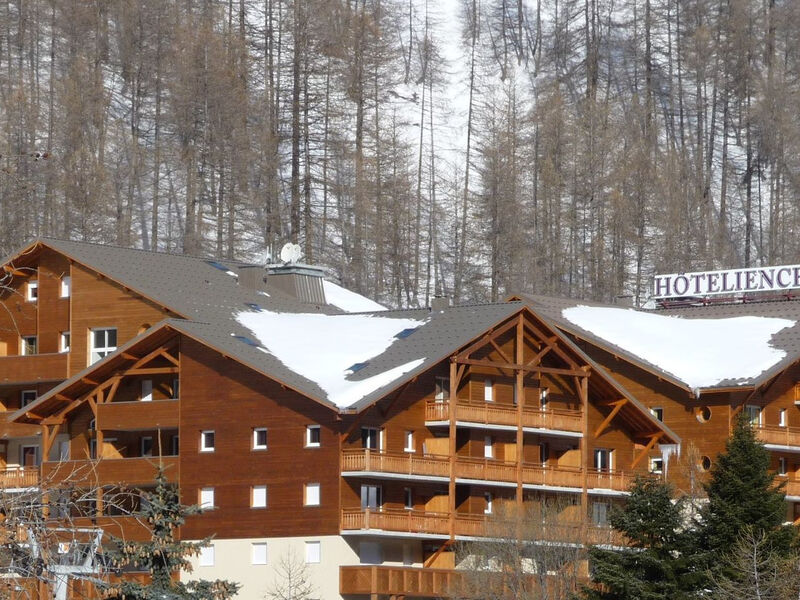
[562,305,794,389]
[237,309,424,407]
[323,279,386,312]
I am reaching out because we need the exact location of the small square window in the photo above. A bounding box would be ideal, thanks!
[140,436,153,457]
[200,431,215,452]
[305,483,320,506]
[252,542,267,565]
[252,485,267,508]
[90,328,117,364]
[253,428,268,450]
[21,390,37,407]
[650,457,664,474]
[306,425,320,448]
[305,541,321,564]
[650,407,663,421]
[60,332,70,353]
[404,431,414,453]
[199,487,215,510]
[60,276,71,298]
[26,280,37,301]
[21,336,37,356]
[198,545,214,566]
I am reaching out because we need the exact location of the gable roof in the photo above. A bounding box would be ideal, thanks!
[514,292,800,394]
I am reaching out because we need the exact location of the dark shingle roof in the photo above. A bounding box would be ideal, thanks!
[515,292,800,392]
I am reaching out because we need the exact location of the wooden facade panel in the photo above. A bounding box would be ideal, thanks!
[36,251,71,355]
[97,399,179,431]
[0,353,68,385]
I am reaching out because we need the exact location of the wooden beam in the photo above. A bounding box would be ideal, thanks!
[423,540,453,568]
[123,367,179,375]
[630,434,661,470]
[379,380,412,418]
[593,399,627,438]
[489,338,513,366]
[104,377,122,405]
[455,319,519,362]
[456,357,588,378]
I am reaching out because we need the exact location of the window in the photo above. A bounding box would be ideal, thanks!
[60,332,70,353]
[171,435,179,456]
[434,377,449,402]
[140,437,153,457]
[253,428,268,450]
[539,442,549,467]
[306,425,320,448]
[305,483,320,506]
[404,487,413,510]
[594,449,612,472]
[141,380,152,402]
[484,436,494,459]
[90,328,117,364]
[404,431,414,453]
[252,543,267,565]
[484,379,493,402]
[780,408,787,428]
[592,502,609,526]
[540,388,549,410]
[361,427,381,450]
[484,492,493,515]
[200,430,215,452]
[696,406,712,423]
[745,405,762,426]
[650,457,664,474]
[305,541,321,564]
[26,280,37,301]
[60,276,71,298]
[361,484,381,510]
[650,407,663,421]
[90,439,97,460]
[21,390,37,407]
[699,456,712,471]
[20,445,40,467]
[779,457,787,476]
[198,545,214,567]
[199,488,215,510]
[252,485,267,508]
[58,440,70,461]
[172,378,180,399]
[21,336,37,356]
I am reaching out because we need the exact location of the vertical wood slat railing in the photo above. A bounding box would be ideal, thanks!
[0,467,39,488]
[424,400,583,433]
[339,565,460,596]
[585,468,636,491]
[755,424,800,448]
[341,449,450,477]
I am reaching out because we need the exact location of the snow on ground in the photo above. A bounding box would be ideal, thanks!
[323,279,386,312]
[562,306,795,389]
[237,309,425,407]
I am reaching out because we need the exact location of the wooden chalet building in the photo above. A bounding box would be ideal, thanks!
[0,239,680,600]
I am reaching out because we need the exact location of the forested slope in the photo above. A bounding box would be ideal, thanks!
[1,0,798,307]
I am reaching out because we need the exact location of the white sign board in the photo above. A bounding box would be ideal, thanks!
[653,265,800,299]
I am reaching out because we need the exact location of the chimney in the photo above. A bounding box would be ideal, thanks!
[236,265,269,293]
[430,296,450,312]
[265,264,327,305]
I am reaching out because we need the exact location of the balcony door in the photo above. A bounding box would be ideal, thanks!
[20,445,40,468]
[594,448,612,472]
[360,484,382,511]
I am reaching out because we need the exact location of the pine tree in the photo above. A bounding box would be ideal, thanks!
[582,477,696,600]
[698,415,797,577]
[99,467,239,599]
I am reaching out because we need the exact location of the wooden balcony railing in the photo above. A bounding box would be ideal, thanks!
[756,424,800,448]
[340,565,462,597]
[782,478,800,497]
[0,467,39,488]
[97,399,179,431]
[0,352,68,383]
[342,449,636,492]
[342,449,449,478]
[425,400,583,433]
[341,508,627,546]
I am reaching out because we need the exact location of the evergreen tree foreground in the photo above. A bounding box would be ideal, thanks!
[99,467,239,600]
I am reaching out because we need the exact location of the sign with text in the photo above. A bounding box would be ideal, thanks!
[653,265,800,299]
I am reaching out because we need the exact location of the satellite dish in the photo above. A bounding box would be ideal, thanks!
[279,242,302,264]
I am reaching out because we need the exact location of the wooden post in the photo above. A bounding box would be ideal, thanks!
[515,317,524,509]
[95,390,104,515]
[580,377,589,530]
[448,359,457,540]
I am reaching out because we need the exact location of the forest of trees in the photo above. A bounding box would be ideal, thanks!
[1,0,799,307]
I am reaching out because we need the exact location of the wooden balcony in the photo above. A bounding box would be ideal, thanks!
[0,412,40,438]
[97,399,179,431]
[342,449,632,492]
[342,449,449,478]
[756,424,800,448]
[342,508,626,546]
[340,565,461,597]
[0,467,39,488]
[43,456,178,487]
[0,352,68,384]
[425,400,582,433]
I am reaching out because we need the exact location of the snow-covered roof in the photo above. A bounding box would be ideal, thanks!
[322,279,386,313]
[561,305,795,390]
[237,309,423,407]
